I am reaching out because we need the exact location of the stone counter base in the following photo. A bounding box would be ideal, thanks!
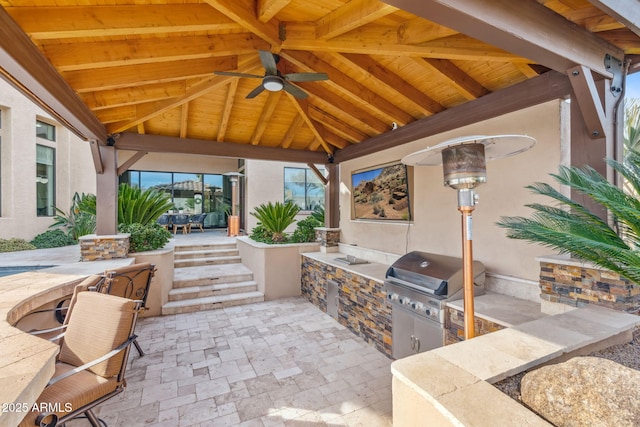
[445,307,505,345]
[301,258,392,357]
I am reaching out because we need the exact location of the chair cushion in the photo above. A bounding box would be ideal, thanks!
[18,362,119,427]
[58,292,138,378]
[62,274,105,326]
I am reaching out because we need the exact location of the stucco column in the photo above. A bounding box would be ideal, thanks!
[96,145,118,235]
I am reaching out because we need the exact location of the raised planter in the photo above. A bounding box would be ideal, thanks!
[129,247,174,317]
[236,237,320,301]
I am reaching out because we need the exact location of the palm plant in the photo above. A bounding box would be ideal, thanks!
[50,192,96,239]
[117,184,174,225]
[623,98,640,157]
[250,201,300,242]
[496,151,640,285]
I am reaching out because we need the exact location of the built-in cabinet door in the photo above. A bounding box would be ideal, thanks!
[392,305,444,359]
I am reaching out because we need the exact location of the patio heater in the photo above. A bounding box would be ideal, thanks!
[223,172,243,236]
[402,135,535,339]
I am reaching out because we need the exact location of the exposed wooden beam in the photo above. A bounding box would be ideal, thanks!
[63,56,237,93]
[334,71,573,162]
[80,81,189,111]
[89,140,104,175]
[283,25,526,62]
[420,58,489,100]
[250,91,282,145]
[308,106,368,143]
[204,0,282,49]
[339,53,445,115]
[586,0,640,38]
[116,132,329,164]
[397,17,458,44]
[316,0,397,40]
[107,56,261,133]
[257,0,291,23]
[6,5,241,40]
[45,34,270,72]
[382,0,624,77]
[567,65,607,139]
[280,114,305,148]
[283,50,414,125]
[217,79,239,141]
[117,151,147,176]
[0,7,107,144]
[307,163,328,185]
[289,95,333,154]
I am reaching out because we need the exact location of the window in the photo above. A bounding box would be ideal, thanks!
[36,144,55,216]
[36,120,55,141]
[0,110,2,216]
[284,167,325,210]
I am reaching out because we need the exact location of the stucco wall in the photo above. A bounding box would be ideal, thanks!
[243,159,324,234]
[339,100,566,283]
[0,79,95,241]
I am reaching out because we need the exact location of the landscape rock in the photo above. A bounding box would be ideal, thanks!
[521,356,640,427]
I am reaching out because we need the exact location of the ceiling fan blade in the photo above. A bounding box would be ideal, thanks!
[246,84,266,99]
[259,50,278,75]
[284,72,329,82]
[283,82,308,99]
[213,71,262,78]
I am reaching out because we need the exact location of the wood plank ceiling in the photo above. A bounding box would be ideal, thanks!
[0,0,639,165]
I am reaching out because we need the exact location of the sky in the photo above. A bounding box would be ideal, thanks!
[628,72,640,99]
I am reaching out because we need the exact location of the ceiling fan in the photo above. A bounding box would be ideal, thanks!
[214,50,328,99]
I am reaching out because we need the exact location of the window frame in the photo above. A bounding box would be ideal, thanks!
[283,166,325,211]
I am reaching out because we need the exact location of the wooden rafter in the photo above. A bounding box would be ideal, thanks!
[250,90,282,145]
[257,0,291,23]
[586,0,640,37]
[217,79,239,142]
[420,58,489,100]
[315,0,398,40]
[117,151,147,176]
[280,114,305,149]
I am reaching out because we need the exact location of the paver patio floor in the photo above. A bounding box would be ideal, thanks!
[75,297,393,427]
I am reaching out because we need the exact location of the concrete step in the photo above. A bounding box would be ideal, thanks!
[174,248,239,260]
[161,291,265,315]
[168,280,258,301]
[174,242,237,252]
[173,264,254,289]
[174,255,241,268]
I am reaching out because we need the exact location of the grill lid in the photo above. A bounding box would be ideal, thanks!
[386,251,484,297]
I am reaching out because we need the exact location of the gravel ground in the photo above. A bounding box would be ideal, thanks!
[494,326,640,402]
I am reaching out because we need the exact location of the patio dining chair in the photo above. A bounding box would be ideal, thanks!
[18,291,142,427]
[189,213,207,232]
[156,213,171,230]
[93,263,155,357]
[171,213,190,234]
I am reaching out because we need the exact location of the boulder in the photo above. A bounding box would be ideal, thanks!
[521,356,640,427]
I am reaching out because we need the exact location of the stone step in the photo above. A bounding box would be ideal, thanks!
[161,291,265,315]
[174,248,239,260]
[174,255,241,268]
[168,280,258,301]
[173,264,254,289]
[174,242,237,252]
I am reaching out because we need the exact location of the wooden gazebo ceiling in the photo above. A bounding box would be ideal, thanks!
[1,0,639,166]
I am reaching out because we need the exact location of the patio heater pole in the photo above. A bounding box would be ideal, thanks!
[458,189,477,339]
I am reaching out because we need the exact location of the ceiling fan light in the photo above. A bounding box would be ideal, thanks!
[263,75,284,92]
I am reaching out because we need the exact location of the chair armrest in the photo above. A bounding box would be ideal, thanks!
[29,325,67,342]
[47,334,138,387]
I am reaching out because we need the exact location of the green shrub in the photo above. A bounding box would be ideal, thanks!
[118,223,171,252]
[249,223,277,243]
[118,184,174,225]
[291,206,324,243]
[0,238,36,252]
[51,192,96,239]
[250,201,300,243]
[30,229,76,249]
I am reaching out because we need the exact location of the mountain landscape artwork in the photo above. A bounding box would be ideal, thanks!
[352,163,411,220]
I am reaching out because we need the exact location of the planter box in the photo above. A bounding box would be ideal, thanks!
[237,237,320,301]
[129,247,174,317]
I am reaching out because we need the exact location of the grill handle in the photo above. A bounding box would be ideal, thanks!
[384,277,437,296]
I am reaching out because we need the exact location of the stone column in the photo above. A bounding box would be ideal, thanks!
[314,227,340,253]
[79,234,130,261]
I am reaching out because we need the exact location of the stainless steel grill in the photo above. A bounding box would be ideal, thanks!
[385,251,485,359]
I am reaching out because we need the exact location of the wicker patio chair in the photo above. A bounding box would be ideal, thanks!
[18,292,142,427]
[156,213,171,230]
[171,213,190,234]
[189,213,207,232]
[93,263,155,357]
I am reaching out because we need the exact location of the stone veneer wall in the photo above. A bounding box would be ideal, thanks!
[540,261,640,315]
[301,257,392,357]
[444,307,505,345]
[79,234,130,261]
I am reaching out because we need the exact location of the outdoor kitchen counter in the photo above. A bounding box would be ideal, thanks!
[0,259,133,427]
[301,251,391,283]
[447,292,547,327]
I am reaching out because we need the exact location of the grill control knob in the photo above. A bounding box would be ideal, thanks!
[399,297,409,305]
[387,292,399,301]
[411,302,424,311]
[424,309,431,316]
